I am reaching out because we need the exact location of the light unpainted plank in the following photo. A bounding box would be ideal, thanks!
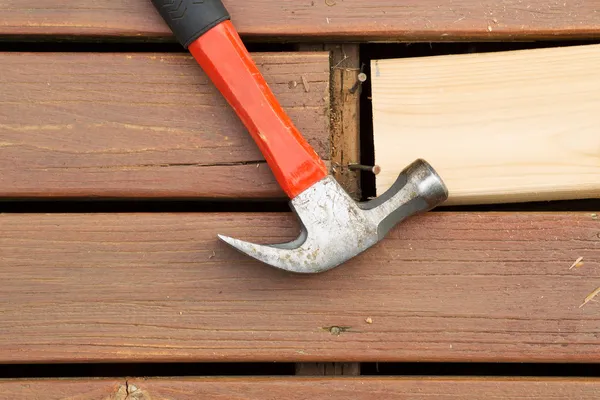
[3,378,600,400]
[0,52,330,199]
[2,0,600,40]
[372,44,600,205]
[0,212,599,363]
[0,379,125,400]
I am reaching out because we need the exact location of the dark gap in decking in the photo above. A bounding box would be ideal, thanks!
[438,198,600,212]
[0,40,297,53]
[358,43,376,202]
[2,198,595,213]
[0,363,296,379]
[0,200,290,214]
[361,362,600,377]
[2,362,600,378]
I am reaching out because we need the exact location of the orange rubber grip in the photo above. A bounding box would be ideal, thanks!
[188,21,328,199]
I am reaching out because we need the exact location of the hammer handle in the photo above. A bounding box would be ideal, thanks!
[151,0,328,198]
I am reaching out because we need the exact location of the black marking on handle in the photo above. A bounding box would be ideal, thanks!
[152,0,230,48]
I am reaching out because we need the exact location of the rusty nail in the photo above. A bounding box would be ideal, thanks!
[349,72,368,94]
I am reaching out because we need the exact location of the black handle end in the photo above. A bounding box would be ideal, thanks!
[152,0,231,48]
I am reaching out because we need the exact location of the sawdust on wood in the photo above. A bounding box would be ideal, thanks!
[580,287,600,308]
[569,256,584,270]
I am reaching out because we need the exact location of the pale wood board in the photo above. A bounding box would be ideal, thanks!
[372,44,600,206]
[1,212,599,363]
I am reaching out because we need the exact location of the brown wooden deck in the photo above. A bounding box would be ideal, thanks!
[0,1,599,398]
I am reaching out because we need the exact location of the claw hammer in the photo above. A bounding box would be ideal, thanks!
[151,0,449,273]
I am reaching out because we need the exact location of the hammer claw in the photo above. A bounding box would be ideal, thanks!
[217,234,316,274]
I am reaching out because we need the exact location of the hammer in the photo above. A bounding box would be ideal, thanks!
[151,0,449,273]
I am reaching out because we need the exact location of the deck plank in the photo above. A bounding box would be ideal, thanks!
[0,379,124,400]
[0,52,330,199]
[0,212,599,363]
[2,0,599,40]
[1,378,600,399]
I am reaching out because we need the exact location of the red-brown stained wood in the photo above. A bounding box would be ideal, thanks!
[1,0,599,40]
[4,378,598,399]
[0,52,330,199]
[127,378,600,399]
[0,379,124,400]
[17,378,600,400]
[0,212,599,363]
[2,378,600,399]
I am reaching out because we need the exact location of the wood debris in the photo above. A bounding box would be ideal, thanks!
[365,317,373,324]
[569,256,584,270]
[580,287,600,308]
[301,75,310,92]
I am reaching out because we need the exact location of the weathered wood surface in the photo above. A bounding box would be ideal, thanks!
[1,212,599,363]
[373,44,600,205]
[2,378,600,400]
[0,52,330,199]
[2,0,599,40]
[299,43,361,199]
[0,379,125,400]
[125,377,600,399]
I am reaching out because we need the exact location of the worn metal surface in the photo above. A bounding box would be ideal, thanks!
[219,159,448,273]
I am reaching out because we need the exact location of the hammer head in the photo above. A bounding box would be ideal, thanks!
[219,159,448,273]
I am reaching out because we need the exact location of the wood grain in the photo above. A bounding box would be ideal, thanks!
[1,212,599,363]
[2,0,599,40]
[126,378,600,399]
[2,378,599,399]
[328,44,361,200]
[0,379,125,400]
[372,44,600,205]
[0,52,330,199]
[298,43,361,199]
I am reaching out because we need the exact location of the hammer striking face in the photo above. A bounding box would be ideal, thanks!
[151,0,449,273]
